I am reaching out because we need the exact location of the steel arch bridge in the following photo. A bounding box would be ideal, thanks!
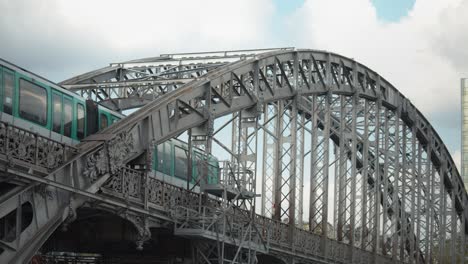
[0,48,466,264]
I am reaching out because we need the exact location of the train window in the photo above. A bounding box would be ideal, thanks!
[174,146,188,179]
[3,72,14,115]
[52,93,62,133]
[155,142,171,175]
[19,79,47,126]
[63,98,72,137]
[162,142,172,175]
[208,157,219,184]
[100,113,108,129]
[155,145,164,172]
[110,115,119,124]
[76,103,85,139]
[192,151,203,181]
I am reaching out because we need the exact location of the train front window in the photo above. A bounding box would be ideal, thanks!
[63,98,72,137]
[100,113,108,129]
[19,79,47,126]
[111,115,119,124]
[52,93,62,133]
[77,103,85,140]
[3,72,14,115]
[174,146,188,179]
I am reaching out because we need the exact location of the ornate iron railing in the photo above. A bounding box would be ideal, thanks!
[100,168,393,264]
[0,121,77,170]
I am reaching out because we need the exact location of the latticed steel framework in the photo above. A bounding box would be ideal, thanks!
[0,48,466,264]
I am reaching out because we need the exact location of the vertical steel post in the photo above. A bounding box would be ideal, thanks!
[296,114,305,228]
[360,100,370,250]
[415,142,423,264]
[409,126,417,264]
[438,156,447,262]
[372,93,382,258]
[289,98,298,245]
[309,95,319,233]
[400,123,408,262]
[349,94,358,256]
[391,112,401,261]
[337,95,346,242]
[261,102,278,218]
[380,108,390,256]
[273,101,284,221]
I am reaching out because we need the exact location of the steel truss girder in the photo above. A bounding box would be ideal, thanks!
[60,48,293,111]
[2,49,467,264]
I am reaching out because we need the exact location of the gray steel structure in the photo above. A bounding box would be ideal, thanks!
[0,48,467,263]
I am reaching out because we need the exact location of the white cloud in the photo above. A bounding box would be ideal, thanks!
[452,149,462,171]
[53,0,274,52]
[0,0,275,81]
[432,0,468,73]
[289,0,467,117]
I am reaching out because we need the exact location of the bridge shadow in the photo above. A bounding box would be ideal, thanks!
[257,254,287,264]
[39,207,192,263]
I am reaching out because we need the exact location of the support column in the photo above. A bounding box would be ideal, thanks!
[372,96,382,259]
[309,93,331,257]
[261,103,278,218]
[296,114,306,229]
[288,98,298,246]
[273,101,284,221]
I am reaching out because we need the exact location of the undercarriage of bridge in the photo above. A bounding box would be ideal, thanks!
[0,48,466,264]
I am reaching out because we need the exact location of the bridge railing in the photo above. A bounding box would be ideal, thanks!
[253,212,385,263]
[0,121,77,170]
[99,168,393,263]
[101,167,216,209]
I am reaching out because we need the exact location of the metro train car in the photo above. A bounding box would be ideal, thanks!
[153,139,220,185]
[0,59,121,145]
[0,58,219,185]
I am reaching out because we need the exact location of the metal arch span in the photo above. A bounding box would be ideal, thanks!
[83,48,467,224]
[66,48,467,262]
[1,48,466,264]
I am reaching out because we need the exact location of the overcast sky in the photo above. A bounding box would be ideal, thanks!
[0,0,467,168]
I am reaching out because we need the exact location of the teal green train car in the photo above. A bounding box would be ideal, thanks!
[0,58,219,184]
[154,139,219,185]
[0,59,120,145]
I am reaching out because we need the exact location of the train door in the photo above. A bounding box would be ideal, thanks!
[207,157,219,184]
[51,91,63,141]
[75,101,86,140]
[191,151,200,184]
[173,144,189,180]
[154,141,172,176]
[63,96,73,139]
[1,68,15,125]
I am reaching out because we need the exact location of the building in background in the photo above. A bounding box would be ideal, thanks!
[462,78,468,191]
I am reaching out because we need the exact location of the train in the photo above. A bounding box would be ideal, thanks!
[0,58,219,185]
